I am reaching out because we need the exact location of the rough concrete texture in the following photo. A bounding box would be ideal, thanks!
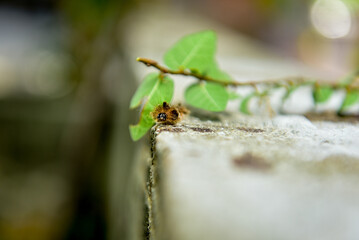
[149,114,359,240]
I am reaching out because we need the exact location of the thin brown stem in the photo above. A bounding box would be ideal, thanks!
[137,57,257,86]
[137,57,358,90]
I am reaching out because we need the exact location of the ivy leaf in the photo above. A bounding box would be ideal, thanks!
[206,64,232,83]
[228,90,241,100]
[130,73,159,109]
[340,90,359,111]
[239,94,255,115]
[185,82,228,111]
[164,30,216,73]
[130,75,174,141]
[338,70,359,87]
[282,85,298,101]
[129,111,154,142]
[313,86,333,103]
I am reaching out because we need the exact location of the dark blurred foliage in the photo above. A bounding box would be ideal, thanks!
[0,0,136,239]
[57,0,136,239]
[0,0,57,10]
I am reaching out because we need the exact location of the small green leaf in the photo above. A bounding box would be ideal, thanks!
[129,113,154,141]
[338,77,354,88]
[338,70,359,87]
[239,94,255,115]
[145,75,174,110]
[185,82,228,111]
[282,85,298,101]
[340,90,359,111]
[206,64,231,83]
[164,30,216,73]
[130,73,159,109]
[130,75,174,141]
[228,90,241,100]
[313,86,333,103]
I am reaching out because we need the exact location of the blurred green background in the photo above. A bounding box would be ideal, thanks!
[0,0,357,239]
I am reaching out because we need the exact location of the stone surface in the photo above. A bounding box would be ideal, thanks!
[149,114,359,240]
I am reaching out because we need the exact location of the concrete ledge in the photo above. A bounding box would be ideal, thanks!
[147,114,359,240]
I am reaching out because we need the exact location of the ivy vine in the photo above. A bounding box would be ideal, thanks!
[129,30,359,141]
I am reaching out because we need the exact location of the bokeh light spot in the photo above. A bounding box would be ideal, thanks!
[311,0,352,39]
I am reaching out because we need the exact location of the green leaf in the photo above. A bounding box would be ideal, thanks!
[130,75,174,141]
[185,82,228,111]
[239,94,255,115]
[228,90,241,100]
[338,70,359,87]
[129,114,154,141]
[164,30,216,73]
[130,73,159,109]
[340,90,359,111]
[282,85,298,101]
[313,86,333,103]
[206,64,232,83]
